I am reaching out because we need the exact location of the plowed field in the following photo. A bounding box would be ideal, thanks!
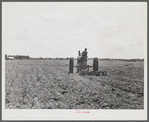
[5,59,144,109]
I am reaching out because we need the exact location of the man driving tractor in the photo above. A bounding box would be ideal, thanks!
[82,48,88,65]
[82,48,88,57]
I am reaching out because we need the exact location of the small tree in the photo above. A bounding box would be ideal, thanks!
[5,54,7,60]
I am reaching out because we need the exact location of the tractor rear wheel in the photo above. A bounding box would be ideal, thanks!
[93,58,98,72]
[69,57,74,73]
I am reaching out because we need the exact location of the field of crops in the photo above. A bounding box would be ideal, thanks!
[5,59,144,109]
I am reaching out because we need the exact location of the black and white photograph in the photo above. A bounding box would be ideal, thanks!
[2,2,147,120]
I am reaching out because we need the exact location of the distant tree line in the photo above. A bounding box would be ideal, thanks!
[5,54,30,60]
[31,57,70,60]
[99,58,144,62]
[5,54,144,61]
[15,55,30,59]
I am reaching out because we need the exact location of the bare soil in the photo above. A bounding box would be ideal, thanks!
[5,59,144,109]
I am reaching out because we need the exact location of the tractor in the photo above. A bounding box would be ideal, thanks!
[69,50,107,76]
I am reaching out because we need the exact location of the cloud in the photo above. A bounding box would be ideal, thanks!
[37,11,75,24]
[3,3,146,58]
[12,26,40,40]
[11,11,76,40]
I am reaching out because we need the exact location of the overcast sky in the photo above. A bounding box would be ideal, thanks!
[2,2,147,59]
